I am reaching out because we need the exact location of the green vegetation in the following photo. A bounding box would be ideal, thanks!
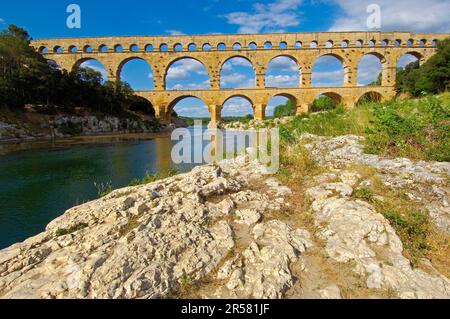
[119,215,141,237]
[396,39,450,96]
[0,24,154,118]
[280,94,449,162]
[311,96,338,112]
[365,95,449,161]
[129,167,179,186]
[274,100,295,118]
[55,223,88,237]
[94,181,113,198]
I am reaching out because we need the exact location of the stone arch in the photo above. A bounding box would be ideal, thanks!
[68,45,78,53]
[267,93,298,117]
[399,51,424,64]
[217,43,226,50]
[220,56,256,89]
[356,52,387,86]
[174,43,183,52]
[83,45,93,53]
[99,44,108,52]
[114,44,124,52]
[222,94,254,107]
[317,92,343,105]
[202,43,212,51]
[129,96,156,117]
[168,95,208,114]
[73,57,109,82]
[165,57,211,90]
[311,92,343,112]
[265,55,301,88]
[357,53,385,86]
[233,42,242,50]
[117,57,154,90]
[397,52,422,71]
[312,53,346,87]
[357,91,383,105]
[38,46,48,54]
[130,44,139,52]
[188,43,197,52]
[221,95,255,119]
[53,45,63,54]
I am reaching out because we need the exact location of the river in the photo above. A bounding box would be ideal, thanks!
[0,127,249,249]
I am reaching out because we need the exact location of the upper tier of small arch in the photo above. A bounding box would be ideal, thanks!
[32,31,447,54]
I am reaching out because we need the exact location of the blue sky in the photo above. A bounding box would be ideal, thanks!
[1,0,448,117]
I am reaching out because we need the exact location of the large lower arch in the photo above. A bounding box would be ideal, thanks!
[312,92,343,112]
[221,95,254,119]
[220,56,256,89]
[265,56,300,88]
[312,54,345,87]
[168,95,210,124]
[129,96,156,117]
[165,57,211,90]
[267,93,298,118]
[118,57,154,90]
[357,91,383,105]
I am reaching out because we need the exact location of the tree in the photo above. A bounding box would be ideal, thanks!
[0,24,143,116]
[396,38,450,96]
[274,100,295,118]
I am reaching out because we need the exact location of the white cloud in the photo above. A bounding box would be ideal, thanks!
[328,0,450,33]
[220,58,255,88]
[267,56,299,72]
[223,0,303,33]
[222,97,254,116]
[170,79,210,90]
[166,59,208,81]
[166,29,185,36]
[266,75,299,87]
[220,73,255,88]
[357,55,382,85]
[0,18,4,24]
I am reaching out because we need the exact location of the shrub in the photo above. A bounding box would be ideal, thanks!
[365,96,450,161]
[311,96,336,112]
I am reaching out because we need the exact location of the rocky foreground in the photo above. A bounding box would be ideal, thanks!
[0,134,449,299]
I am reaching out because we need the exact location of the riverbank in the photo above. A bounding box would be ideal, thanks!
[0,133,448,299]
[0,108,187,145]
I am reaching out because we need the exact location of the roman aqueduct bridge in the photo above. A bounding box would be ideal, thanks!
[32,32,448,124]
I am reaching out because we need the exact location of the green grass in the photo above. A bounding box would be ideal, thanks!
[55,223,88,237]
[279,93,450,162]
[129,167,179,186]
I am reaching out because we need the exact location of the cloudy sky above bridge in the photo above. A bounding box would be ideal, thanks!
[1,0,447,117]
